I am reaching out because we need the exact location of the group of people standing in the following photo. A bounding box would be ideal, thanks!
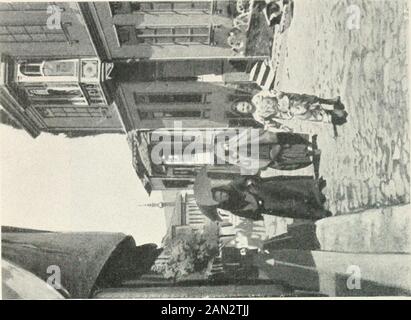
[196,87,348,222]
[196,0,349,222]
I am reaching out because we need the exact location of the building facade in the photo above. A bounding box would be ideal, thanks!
[0,2,271,138]
[78,1,270,132]
[82,1,268,61]
[0,2,124,137]
[127,127,257,191]
[0,1,273,195]
[112,61,261,131]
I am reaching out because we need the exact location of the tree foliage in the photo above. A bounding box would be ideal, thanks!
[153,223,219,282]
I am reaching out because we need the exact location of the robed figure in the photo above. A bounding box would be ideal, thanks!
[194,168,331,222]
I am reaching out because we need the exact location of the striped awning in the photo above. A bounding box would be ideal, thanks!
[249,60,276,91]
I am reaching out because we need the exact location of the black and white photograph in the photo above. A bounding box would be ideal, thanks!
[0,0,410,301]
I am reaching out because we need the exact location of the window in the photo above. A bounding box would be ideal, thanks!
[162,179,192,189]
[19,63,42,76]
[136,25,210,44]
[172,168,197,176]
[110,2,212,15]
[134,92,210,104]
[23,83,89,105]
[138,109,210,120]
[130,1,211,13]
[109,2,126,15]
[115,26,131,45]
[36,106,109,118]
[0,23,76,44]
[156,94,195,104]
[115,25,211,45]
[43,60,78,77]
[17,59,80,81]
[227,93,252,102]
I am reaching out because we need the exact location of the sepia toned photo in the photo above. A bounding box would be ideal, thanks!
[0,0,410,300]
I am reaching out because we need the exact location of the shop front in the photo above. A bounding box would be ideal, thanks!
[128,128,252,193]
[0,54,119,135]
[15,58,113,107]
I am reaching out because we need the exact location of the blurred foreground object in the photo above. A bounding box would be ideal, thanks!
[2,259,64,299]
[2,227,160,298]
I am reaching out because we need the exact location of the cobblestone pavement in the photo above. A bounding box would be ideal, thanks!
[262,0,409,237]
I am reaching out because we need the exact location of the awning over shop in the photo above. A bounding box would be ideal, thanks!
[127,130,153,194]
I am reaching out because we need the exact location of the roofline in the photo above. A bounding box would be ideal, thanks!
[0,98,40,138]
[77,2,111,61]
[109,84,134,133]
[0,55,40,138]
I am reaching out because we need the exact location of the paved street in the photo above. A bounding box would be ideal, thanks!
[261,0,409,239]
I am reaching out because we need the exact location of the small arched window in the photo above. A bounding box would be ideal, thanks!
[19,62,42,76]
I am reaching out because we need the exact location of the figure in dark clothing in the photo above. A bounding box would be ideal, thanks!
[212,175,330,221]
[215,128,321,173]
